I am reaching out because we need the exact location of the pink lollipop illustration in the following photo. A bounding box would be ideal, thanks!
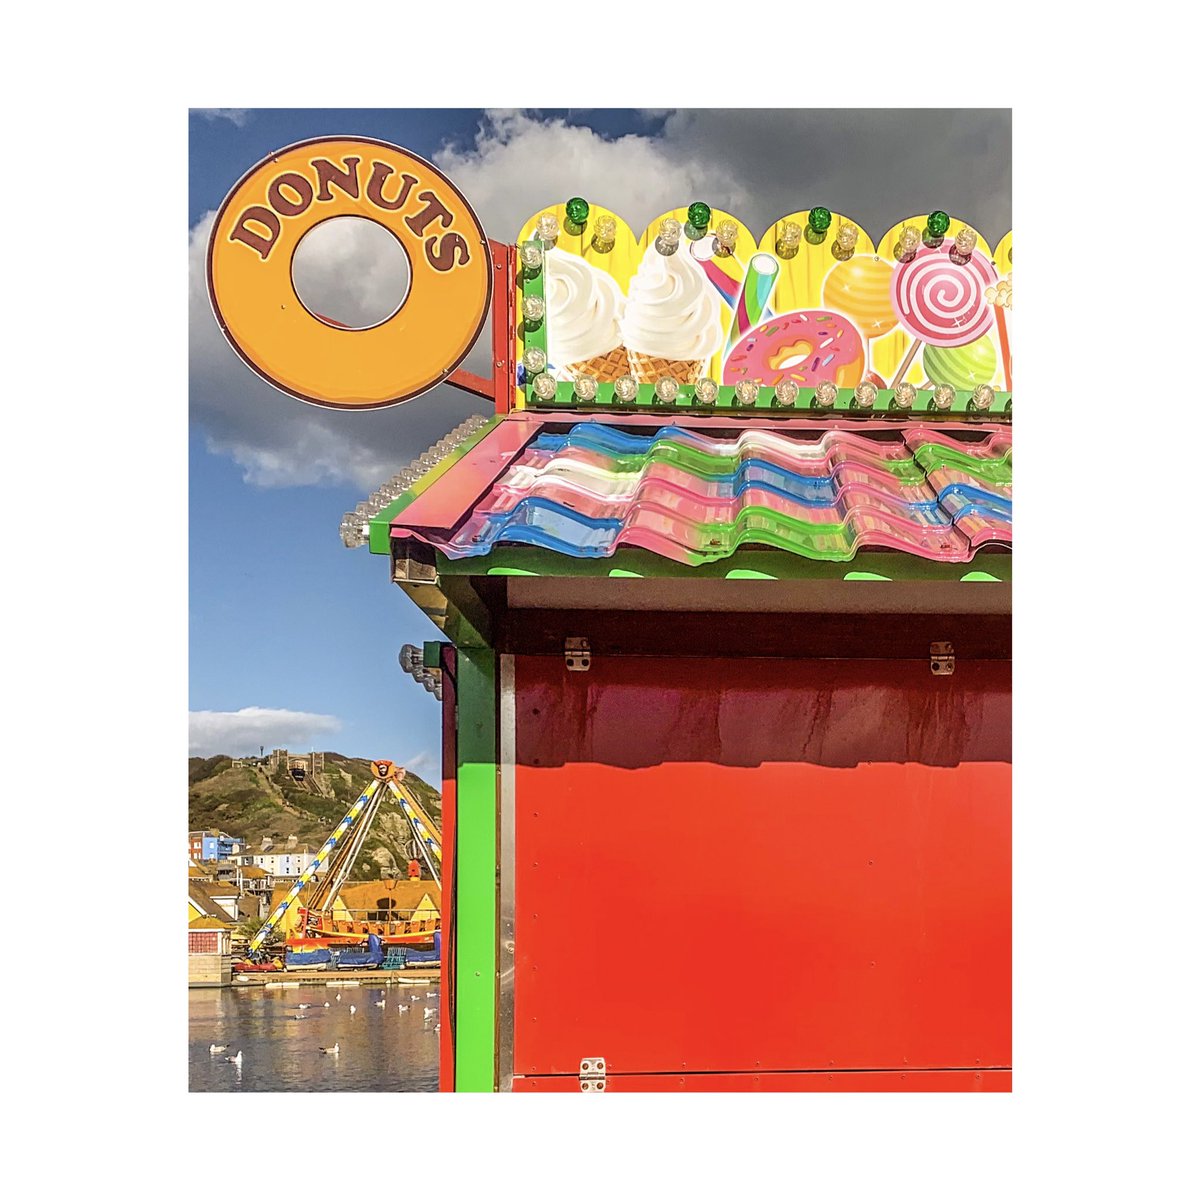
[889,244,998,388]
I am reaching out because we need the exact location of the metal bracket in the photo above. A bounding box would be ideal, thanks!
[579,1057,606,1092]
[565,638,591,672]
[930,641,956,676]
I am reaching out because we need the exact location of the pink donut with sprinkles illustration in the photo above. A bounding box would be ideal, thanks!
[891,244,998,347]
[722,309,865,387]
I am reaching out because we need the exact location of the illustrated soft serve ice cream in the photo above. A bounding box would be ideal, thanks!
[620,240,724,384]
[543,248,629,381]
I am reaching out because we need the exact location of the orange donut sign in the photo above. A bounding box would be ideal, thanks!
[207,137,491,409]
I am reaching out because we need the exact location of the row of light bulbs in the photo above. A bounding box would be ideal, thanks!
[399,643,442,701]
[527,205,978,264]
[339,414,491,549]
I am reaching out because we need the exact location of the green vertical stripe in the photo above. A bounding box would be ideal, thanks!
[454,648,498,1092]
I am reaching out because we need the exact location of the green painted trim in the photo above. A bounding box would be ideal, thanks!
[366,418,502,555]
[454,648,498,1093]
[437,546,1011,585]
[523,379,1012,420]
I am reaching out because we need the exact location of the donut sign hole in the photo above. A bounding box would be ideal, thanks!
[771,341,814,372]
[290,216,412,331]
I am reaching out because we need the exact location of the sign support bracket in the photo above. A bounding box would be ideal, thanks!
[446,239,515,411]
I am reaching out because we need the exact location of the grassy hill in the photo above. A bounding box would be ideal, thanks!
[188,752,441,881]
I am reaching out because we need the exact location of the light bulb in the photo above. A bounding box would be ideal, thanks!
[814,380,838,408]
[806,207,832,244]
[613,375,639,402]
[687,202,711,232]
[531,372,558,401]
[892,382,916,409]
[565,197,589,226]
[734,379,760,406]
[694,378,719,405]
[894,225,921,262]
[520,242,543,272]
[924,210,950,247]
[522,347,547,374]
[654,378,679,405]
[591,215,616,253]
[656,217,682,255]
[573,375,598,402]
[952,226,978,262]
[714,220,739,256]
[773,380,799,407]
[854,381,878,408]
[971,384,996,410]
[836,222,859,252]
[775,220,803,258]
[536,212,559,245]
[932,384,956,411]
[522,295,545,324]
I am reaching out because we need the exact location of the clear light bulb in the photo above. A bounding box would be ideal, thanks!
[520,242,543,272]
[894,225,921,262]
[655,217,682,256]
[522,295,545,323]
[591,215,617,253]
[536,213,559,245]
[613,375,639,402]
[714,220,739,256]
[531,372,558,401]
[836,222,859,251]
[892,382,916,409]
[814,380,838,407]
[854,381,878,408]
[776,220,803,258]
[773,380,799,407]
[694,378,719,405]
[522,347,547,374]
[734,379,759,406]
[932,384,956,411]
[971,384,996,410]
[654,378,679,404]
[573,375,598,402]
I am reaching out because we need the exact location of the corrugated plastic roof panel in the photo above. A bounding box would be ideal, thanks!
[392,422,1011,567]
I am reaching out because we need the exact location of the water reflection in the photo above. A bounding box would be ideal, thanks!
[189,981,440,1092]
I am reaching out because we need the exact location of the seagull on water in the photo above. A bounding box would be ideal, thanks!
[323,1002,330,1008]
[336,993,341,1001]
[425,992,437,998]
[423,1006,436,1019]
[209,1044,227,1054]
[294,1013,305,1020]
[410,995,420,1001]
[297,1003,311,1009]
[319,1043,340,1055]
[397,1004,409,1012]
[226,1051,243,1065]
[349,1005,357,1015]
[375,999,386,1008]
[435,1023,441,1031]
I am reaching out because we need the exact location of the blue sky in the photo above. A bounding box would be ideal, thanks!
[188,108,1011,780]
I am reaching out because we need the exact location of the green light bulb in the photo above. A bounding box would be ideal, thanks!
[808,207,832,233]
[565,197,589,225]
[927,210,951,238]
[687,202,711,230]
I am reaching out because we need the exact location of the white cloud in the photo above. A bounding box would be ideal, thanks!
[189,707,342,758]
[402,750,435,777]
[197,108,249,127]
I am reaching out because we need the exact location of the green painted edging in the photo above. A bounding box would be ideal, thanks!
[367,418,502,555]
[440,547,1012,585]
[453,648,498,1093]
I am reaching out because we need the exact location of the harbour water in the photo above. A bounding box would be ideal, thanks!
[189,981,440,1092]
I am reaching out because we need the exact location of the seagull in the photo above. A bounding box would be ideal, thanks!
[319,1043,339,1055]
[425,992,437,998]
[226,1051,243,1065]
[209,1044,227,1054]
[374,1000,386,1008]
[297,1003,311,1009]
[349,1005,357,1015]
[410,995,420,1001]
[336,993,341,1001]
[323,1002,330,1008]
[294,1013,305,1020]
[435,1023,441,1031]
[423,1006,436,1019]
[397,1004,409,1012]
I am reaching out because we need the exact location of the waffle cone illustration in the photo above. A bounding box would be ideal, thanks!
[627,351,706,385]
[564,345,631,382]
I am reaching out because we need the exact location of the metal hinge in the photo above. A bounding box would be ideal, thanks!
[565,638,591,672]
[579,1057,606,1092]
[930,641,955,676]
